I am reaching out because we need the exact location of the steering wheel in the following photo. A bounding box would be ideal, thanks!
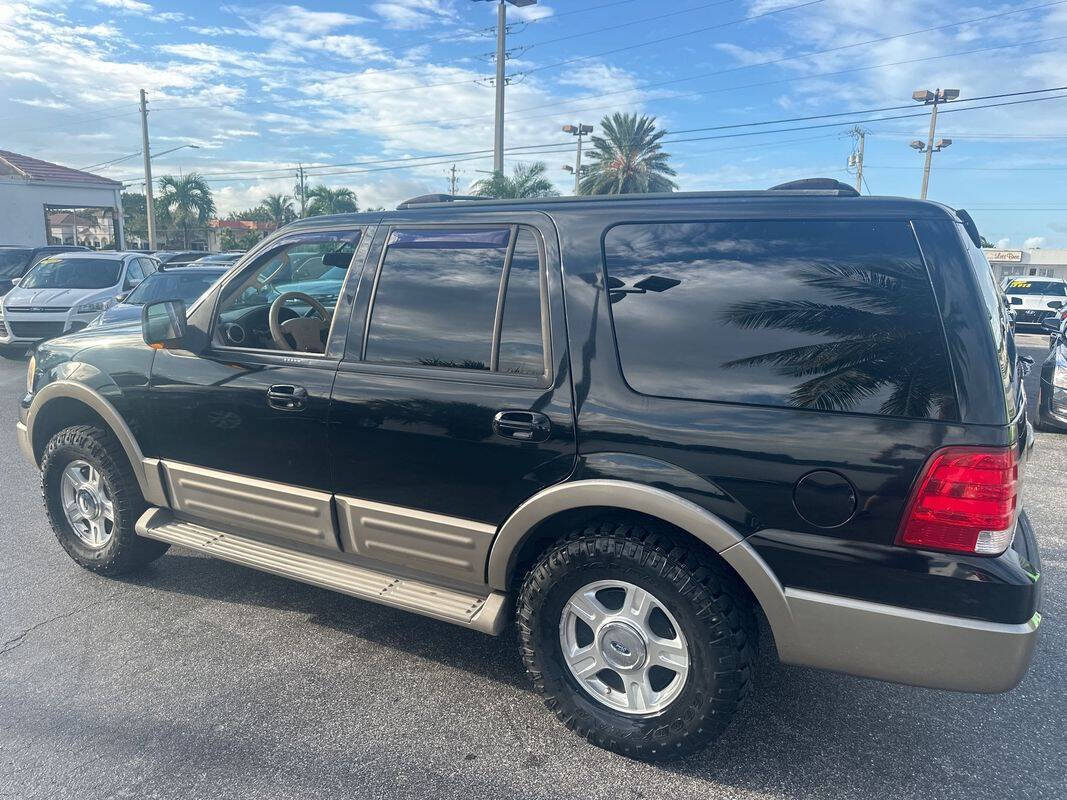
[268,291,331,353]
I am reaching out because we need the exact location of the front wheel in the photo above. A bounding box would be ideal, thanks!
[41,424,169,574]
[517,521,757,760]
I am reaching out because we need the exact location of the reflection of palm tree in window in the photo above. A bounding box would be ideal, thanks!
[720,261,956,418]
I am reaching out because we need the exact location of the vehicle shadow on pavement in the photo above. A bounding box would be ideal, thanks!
[116,551,532,691]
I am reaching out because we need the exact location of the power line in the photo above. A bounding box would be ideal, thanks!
[118,89,1067,184]
[521,0,826,76]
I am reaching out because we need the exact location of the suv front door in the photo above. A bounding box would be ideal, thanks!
[328,213,575,587]
[145,227,370,551]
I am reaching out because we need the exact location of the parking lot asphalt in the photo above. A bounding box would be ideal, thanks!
[0,333,1063,800]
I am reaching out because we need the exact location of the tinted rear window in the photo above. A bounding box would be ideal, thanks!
[604,220,958,420]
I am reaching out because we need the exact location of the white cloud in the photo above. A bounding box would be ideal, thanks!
[995,238,1011,249]
[95,0,152,12]
[1024,236,1046,249]
[11,97,69,109]
[372,0,453,30]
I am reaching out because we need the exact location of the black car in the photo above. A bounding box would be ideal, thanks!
[0,245,88,295]
[87,266,228,328]
[16,180,1042,761]
[1038,314,1067,432]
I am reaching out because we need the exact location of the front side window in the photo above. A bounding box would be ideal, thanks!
[214,230,361,352]
[20,257,122,289]
[604,219,958,420]
[124,259,144,288]
[364,226,546,376]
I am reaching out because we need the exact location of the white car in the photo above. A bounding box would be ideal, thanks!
[0,251,159,358]
[1002,275,1067,328]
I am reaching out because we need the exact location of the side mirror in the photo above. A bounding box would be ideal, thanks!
[1048,300,1064,309]
[142,299,187,349]
[1040,315,1063,333]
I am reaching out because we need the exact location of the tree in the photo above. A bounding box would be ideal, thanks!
[979,235,995,248]
[471,161,559,199]
[121,192,147,246]
[580,112,677,195]
[157,173,216,249]
[261,193,295,229]
[306,185,358,216]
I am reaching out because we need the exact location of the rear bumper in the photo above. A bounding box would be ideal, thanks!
[723,532,1043,693]
[778,588,1040,693]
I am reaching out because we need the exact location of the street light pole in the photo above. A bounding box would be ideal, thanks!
[139,89,157,249]
[562,123,593,195]
[912,88,959,199]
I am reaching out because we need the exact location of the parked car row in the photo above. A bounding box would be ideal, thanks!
[0,248,236,357]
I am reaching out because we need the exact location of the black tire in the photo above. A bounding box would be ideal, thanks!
[517,520,757,760]
[0,345,26,360]
[41,424,169,575]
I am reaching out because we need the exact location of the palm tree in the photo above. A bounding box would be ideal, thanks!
[261,193,295,230]
[157,173,216,248]
[580,113,677,195]
[471,161,559,199]
[306,185,358,216]
[720,260,956,418]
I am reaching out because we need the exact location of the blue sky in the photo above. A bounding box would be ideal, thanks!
[2,0,1066,247]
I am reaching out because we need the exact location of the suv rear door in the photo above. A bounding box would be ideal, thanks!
[328,211,575,587]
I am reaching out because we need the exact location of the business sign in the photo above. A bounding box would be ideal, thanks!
[984,249,1023,262]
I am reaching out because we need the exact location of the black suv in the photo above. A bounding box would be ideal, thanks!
[17,181,1042,760]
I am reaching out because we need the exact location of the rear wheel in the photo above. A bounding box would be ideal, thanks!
[41,424,169,574]
[517,520,757,760]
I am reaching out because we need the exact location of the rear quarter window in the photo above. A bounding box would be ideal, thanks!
[604,219,958,420]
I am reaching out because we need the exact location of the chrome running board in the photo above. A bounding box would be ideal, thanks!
[136,507,508,634]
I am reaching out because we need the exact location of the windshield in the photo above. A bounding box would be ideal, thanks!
[0,249,32,278]
[1003,279,1067,296]
[125,271,224,305]
[20,257,122,289]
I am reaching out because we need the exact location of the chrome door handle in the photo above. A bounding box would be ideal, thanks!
[267,384,308,411]
[493,410,551,442]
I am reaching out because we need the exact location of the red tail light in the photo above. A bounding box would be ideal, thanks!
[896,446,1019,555]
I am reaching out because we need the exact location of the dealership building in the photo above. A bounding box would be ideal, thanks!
[983,248,1067,282]
[0,149,124,249]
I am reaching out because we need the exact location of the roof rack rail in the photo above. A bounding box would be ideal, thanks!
[768,178,860,197]
[396,193,488,210]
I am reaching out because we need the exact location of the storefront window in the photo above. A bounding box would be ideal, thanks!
[45,206,117,249]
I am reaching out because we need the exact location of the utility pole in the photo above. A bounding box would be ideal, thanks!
[848,126,867,193]
[478,0,536,174]
[562,123,593,195]
[139,89,157,249]
[297,164,307,217]
[449,163,458,195]
[912,88,959,199]
[492,0,506,174]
